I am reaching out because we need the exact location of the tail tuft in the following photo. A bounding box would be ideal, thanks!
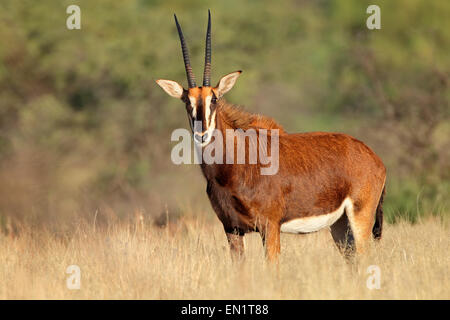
[372,186,385,240]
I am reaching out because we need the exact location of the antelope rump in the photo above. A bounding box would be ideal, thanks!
[156,11,386,261]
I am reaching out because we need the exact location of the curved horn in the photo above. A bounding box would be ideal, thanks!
[174,14,196,88]
[202,10,212,87]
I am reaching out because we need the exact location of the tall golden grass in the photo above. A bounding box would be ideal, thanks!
[0,214,448,299]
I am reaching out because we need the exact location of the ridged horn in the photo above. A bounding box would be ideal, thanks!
[174,14,196,88]
[202,10,212,87]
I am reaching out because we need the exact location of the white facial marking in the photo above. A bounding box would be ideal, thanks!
[189,96,197,118]
[280,197,353,234]
[187,96,197,132]
[208,110,216,132]
[204,95,212,127]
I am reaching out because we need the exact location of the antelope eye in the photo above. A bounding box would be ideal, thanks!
[211,96,217,104]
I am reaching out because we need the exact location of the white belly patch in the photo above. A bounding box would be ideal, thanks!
[280,197,353,234]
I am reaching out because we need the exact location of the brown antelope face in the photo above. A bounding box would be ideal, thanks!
[157,72,241,145]
[156,11,242,146]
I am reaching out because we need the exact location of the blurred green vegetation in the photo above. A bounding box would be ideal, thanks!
[0,0,448,231]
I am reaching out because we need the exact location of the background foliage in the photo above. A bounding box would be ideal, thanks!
[0,0,448,232]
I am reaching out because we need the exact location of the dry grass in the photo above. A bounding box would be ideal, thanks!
[0,215,448,299]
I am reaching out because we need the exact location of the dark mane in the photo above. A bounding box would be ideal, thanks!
[217,100,285,133]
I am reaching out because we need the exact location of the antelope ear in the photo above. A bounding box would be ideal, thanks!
[156,79,184,99]
[215,71,242,98]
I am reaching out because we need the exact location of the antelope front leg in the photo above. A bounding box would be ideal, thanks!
[226,232,245,262]
[260,221,281,262]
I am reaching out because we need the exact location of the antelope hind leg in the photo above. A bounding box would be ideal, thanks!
[330,212,355,259]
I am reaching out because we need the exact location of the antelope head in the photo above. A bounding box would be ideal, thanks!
[156,10,242,146]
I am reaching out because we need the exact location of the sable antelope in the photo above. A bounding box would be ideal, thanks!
[156,11,386,261]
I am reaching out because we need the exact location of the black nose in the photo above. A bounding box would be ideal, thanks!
[194,132,208,143]
[194,133,203,143]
